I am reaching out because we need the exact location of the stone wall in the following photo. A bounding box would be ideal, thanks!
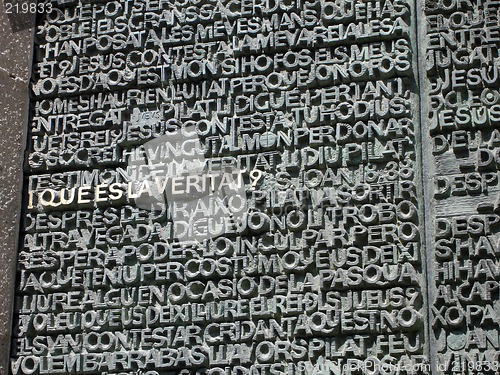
[0,6,35,375]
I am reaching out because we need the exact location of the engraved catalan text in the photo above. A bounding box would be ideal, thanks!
[424,0,500,372]
[11,0,428,374]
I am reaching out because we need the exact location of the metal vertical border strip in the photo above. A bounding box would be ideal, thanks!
[414,0,438,373]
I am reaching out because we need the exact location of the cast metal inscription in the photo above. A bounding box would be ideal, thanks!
[423,0,500,372]
[11,0,431,374]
